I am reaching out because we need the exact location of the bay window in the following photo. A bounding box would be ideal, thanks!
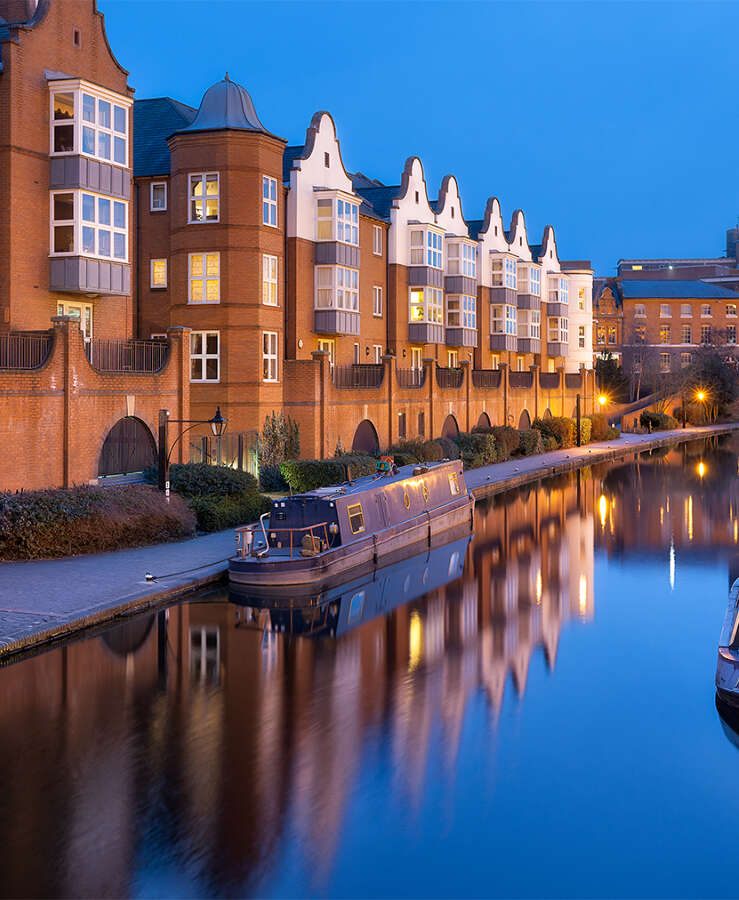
[316,195,358,245]
[447,241,476,278]
[188,252,220,303]
[50,84,129,165]
[548,317,568,343]
[409,287,443,324]
[518,309,540,339]
[492,304,517,335]
[315,266,359,310]
[190,331,219,382]
[409,229,443,268]
[447,295,476,329]
[189,173,219,223]
[518,265,541,296]
[50,190,127,260]
[492,257,517,289]
[548,276,568,304]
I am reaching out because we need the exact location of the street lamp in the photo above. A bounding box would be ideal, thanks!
[598,394,608,408]
[158,406,228,497]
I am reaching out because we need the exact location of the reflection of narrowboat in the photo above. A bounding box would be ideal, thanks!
[229,459,474,588]
[716,579,739,706]
[230,529,472,638]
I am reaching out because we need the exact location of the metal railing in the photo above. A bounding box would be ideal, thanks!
[509,372,534,389]
[436,366,464,389]
[396,367,426,389]
[0,331,53,369]
[331,363,384,389]
[235,521,331,559]
[472,369,501,389]
[565,373,583,390]
[539,372,560,390]
[86,338,169,373]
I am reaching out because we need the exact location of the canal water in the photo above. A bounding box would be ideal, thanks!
[1,437,739,899]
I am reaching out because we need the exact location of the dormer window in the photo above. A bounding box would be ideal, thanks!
[316,194,359,245]
[447,241,476,278]
[50,83,130,165]
[410,228,443,268]
[517,264,541,296]
[491,256,517,290]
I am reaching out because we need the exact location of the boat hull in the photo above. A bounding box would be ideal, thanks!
[229,493,474,588]
[716,578,739,705]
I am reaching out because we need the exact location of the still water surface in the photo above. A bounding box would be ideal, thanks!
[2,439,739,899]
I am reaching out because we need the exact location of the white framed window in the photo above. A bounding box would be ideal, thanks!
[190,331,219,382]
[150,182,167,211]
[150,258,167,288]
[681,304,692,317]
[491,256,517,290]
[447,241,476,278]
[50,190,127,261]
[411,347,423,370]
[578,287,586,310]
[50,83,129,165]
[727,325,737,344]
[315,266,359,310]
[660,303,671,318]
[530,267,541,297]
[516,356,525,372]
[188,172,219,223]
[373,344,383,363]
[409,228,443,268]
[448,350,459,367]
[491,353,500,369]
[681,325,692,344]
[578,325,585,348]
[57,300,93,339]
[409,287,443,324]
[634,304,646,317]
[680,352,692,368]
[188,252,220,303]
[316,194,359,245]
[659,352,671,373]
[447,294,476,329]
[318,338,335,368]
[548,276,568,303]
[491,304,517,335]
[518,264,541,296]
[263,254,278,306]
[262,175,277,227]
[353,342,360,364]
[373,285,383,317]
[727,304,738,318]
[548,317,568,344]
[518,308,540,339]
[262,331,278,382]
[373,225,383,255]
[701,304,712,317]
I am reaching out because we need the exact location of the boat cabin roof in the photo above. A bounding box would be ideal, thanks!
[302,460,460,501]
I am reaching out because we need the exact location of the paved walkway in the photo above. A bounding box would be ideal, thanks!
[0,423,735,658]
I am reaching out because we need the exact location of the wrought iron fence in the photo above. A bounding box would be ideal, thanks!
[331,363,385,389]
[435,366,464,389]
[539,372,561,390]
[565,373,583,390]
[86,338,169,373]
[0,331,53,369]
[471,369,501,389]
[396,367,426,389]
[509,372,534,389]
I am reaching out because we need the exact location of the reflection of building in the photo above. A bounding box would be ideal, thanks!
[0,472,597,896]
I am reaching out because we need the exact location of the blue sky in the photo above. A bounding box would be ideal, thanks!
[105,1,739,274]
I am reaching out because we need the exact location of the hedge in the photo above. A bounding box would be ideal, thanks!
[589,413,610,442]
[453,431,497,469]
[640,410,679,431]
[164,463,258,498]
[579,417,592,446]
[491,425,519,460]
[189,491,272,533]
[279,453,376,493]
[532,416,575,449]
[259,463,288,493]
[518,429,543,457]
[0,485,195,560]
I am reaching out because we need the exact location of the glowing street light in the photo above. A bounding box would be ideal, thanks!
[696,390,706,403]
[598,394,608,408]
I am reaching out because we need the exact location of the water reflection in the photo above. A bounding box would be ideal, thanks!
[0,438,737,898]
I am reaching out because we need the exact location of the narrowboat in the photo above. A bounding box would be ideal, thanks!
[230,528,472,638]
[228,458,474,589]
[715,578,739,706]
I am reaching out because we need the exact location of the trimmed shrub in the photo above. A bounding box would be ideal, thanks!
[517,429,543,457]
[491,425,519,461]
[579,417,592,446]
[640,410,679,432]
[454,431,498,469]
[436,436,461,460]
[0,484,195,560]
[605,426,620,439]
[280,459,347,492]
[167,463,258,499]
[589,413,610,442]
[259,464,288,493]
[189,491,272,533]
[340,453,377,479]
[420,439,444,462]
[541,433,559,452]
[533,416,575,449]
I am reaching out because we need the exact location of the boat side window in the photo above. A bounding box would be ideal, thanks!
[347,502,365,534]
[449,473,460,496]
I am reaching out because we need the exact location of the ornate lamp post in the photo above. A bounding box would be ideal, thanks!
[158,406,227,498]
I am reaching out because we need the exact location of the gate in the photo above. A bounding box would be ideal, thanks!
[98,417,157,478]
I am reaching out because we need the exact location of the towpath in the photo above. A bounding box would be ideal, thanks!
[0,423,736,659]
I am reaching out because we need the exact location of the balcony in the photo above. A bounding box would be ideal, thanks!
[0,331,53,369]
[314,309,360,336]
[546,293,568,317]
[332,363,384,389]
[396,367,426,389]
[49,256,131,297]
[472,369,501,389]
[85,338,168,373]
[490,332,517,352]
[436,366,464,389]
[314,242,360,268]
[446,326,477,348]
[409,322,444,344]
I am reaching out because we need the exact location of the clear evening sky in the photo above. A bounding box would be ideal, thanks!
[104,1,739,274]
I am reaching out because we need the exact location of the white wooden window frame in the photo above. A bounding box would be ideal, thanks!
[373,225,382,255]
[49,189,128,262]
[50,82,130,166]
[150,182,167,211]
[188,252,220,304]
[263,331,278,382]
[190,330,220,382]
[188,172,219,224]
[263,254,278,306]
[150,258,167,288]
[262,175,278,227]
[373,285,383,317]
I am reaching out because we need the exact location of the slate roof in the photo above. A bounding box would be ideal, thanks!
[620,280,739,299]
[529,243,543,261]
[133,97,197,177]
[282,145,304,183]
[351,175,400,221]
[467,219,484,240]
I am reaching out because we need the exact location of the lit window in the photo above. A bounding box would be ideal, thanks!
[681,304,692,317]
[607,325,616,344]
[263,331,278,382]
[578,324,585,348]
[373,225,383,255]
[634,304,646,317]
[409,287,443,324]
[188,252,220,303]
[492,256,517,289]
[373,286,383,317]
[190,331,219,382]
[447,294,476,329]
[318,338,335,368]
[150,258,167,288]
[701,325,712,344]
[701,304,712,317]
[681,324,692,344]
[660,303,671,318]
[578,287,586,310]
[262,175,277,226]
[632,264,643,270]
[347,502,365,534]
[517,308,540,339]
[596,326,606,344]
[315,266,359,310]
[373,344,383,363]
[316,195,359,245]
[727,304,737,318]
[50,85,128,164]
[660,352,671,373]
[50,190,127,260]
[411,347,423,370]
[57,300,93,339]
[447,241,476,278]
[188,173,219,223]
[448,350,459,367]
[409,229,443,269]
[491,353,500,369]
[727,325,737,345]
[491,304,517,335]
[516,356,524,371]
[659,325,671,344]
[634,325,646,344]
[547,317,568,344]
[150,182,167,211]
[263,254,278,306]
